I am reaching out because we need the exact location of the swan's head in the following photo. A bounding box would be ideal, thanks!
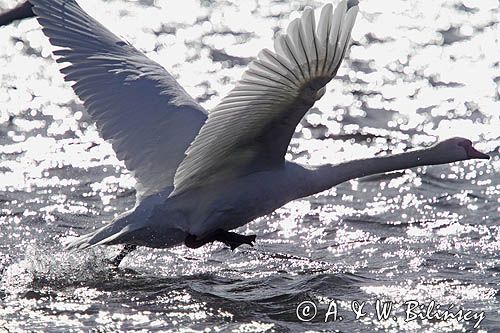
[432,137,489,162]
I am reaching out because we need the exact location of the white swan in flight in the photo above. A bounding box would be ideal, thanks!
[29,0,489,265]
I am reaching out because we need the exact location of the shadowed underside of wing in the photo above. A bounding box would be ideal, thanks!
[172,0,359,196]
[30,0,208,199]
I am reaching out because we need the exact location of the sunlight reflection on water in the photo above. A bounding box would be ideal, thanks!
[0,0,499,331]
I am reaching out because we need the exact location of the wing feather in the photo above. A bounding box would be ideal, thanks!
[30,0,208,199]
[172,0,359,196]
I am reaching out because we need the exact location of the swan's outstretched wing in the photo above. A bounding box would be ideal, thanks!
[172,0,358,196]
[30,0,208,199]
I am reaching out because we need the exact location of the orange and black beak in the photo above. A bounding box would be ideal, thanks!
[466,144,490,160]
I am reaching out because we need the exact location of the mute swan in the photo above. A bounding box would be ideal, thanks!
[0,1,33,27]
[29,0,489,266]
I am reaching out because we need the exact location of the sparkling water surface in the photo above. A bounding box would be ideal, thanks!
[0,0,499,331]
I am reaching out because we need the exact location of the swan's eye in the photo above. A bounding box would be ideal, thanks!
[457,139,472,149]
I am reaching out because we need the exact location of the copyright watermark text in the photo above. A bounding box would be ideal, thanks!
[296,299,485,328]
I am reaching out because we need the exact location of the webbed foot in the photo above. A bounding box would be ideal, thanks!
[215,230,256,250]
[184,229,256,250]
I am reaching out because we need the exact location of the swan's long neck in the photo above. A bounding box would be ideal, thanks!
[301,147,440,198]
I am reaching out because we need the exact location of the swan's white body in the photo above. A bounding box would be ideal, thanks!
[29,0,489,251]
[73,162,312,249]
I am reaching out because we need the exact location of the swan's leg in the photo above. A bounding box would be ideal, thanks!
[184,229,256,250]
[215,230,256,250]
[110,244,137,267]
[184,233,217,249]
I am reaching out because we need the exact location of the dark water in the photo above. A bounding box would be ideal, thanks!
[0,0,499,331]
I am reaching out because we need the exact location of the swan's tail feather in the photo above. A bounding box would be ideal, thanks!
[64,222,142,251]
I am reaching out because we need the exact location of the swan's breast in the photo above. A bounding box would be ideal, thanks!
[184,162,311,236]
